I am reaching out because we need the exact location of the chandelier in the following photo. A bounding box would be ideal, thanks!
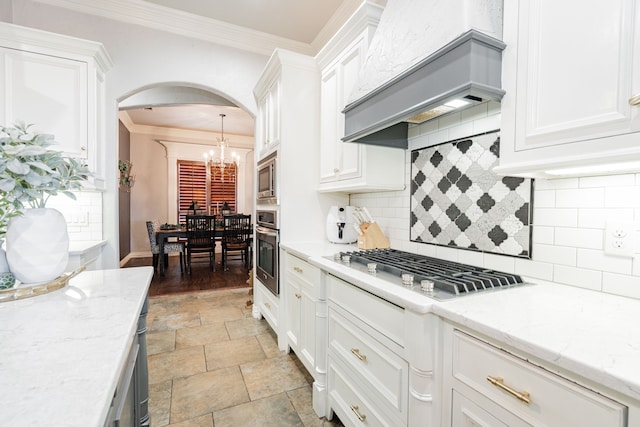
[204,113,239,182]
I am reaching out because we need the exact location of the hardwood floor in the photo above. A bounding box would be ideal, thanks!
[123,254,252,297]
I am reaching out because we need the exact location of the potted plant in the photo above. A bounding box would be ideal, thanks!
[0,122,91,284]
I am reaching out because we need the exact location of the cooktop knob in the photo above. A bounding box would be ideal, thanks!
[367,263,377,274]
[421,280,435,293]
[401,273,414,286]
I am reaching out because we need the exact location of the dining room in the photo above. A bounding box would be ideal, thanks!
[118,84,256,288]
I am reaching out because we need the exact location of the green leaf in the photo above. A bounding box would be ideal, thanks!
[6,158,30,175]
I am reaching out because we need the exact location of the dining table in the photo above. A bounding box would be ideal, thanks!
[155,226,225,275]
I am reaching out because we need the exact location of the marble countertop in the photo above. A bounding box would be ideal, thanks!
[68,240,106,255]
[0,266,154,427]
[280,241,640,402]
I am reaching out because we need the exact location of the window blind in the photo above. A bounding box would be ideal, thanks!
[177,160,237,223]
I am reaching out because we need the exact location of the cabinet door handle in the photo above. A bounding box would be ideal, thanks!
[294,267,303,273]
[265,302,270,309]
[333,167,340,173]
[487,376,531,404]
[629,93,640,106]
[350,405,366,422]
[80,146,87,151]
[295,293,301,299]
[350,348,367,361]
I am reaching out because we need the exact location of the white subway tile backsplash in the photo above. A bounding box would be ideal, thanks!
[532,226,554,244]
[533,208,578,227]
[535,178,579,190]
[580,174,635,188]
[555,227,603,250]
[555,188,604,208]
[514,258,554,281]
[532,243,576,266]
[605,186,640,207]
[472,114,500,134]
[534,190,556,208]
[578,208,634,229]
[483,253,515,273]
[458,249,484,267]
[438,111,461,129]
[577,248,632,275]
[602,272,640,299]
[553,265,602,291]
[460,103,488,122]
[448,123,474,140]
[351,105,640,299]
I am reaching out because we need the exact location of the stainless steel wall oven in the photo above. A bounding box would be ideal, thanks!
[255,210,279,295]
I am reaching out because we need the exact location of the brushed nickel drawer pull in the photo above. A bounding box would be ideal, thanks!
[295,293,301,299]
[350,405,366,422]
[350,348,367,361]
[629,93,640,106]
[294,267,303,273]
[264,302,270,309]
[487,376,531,404]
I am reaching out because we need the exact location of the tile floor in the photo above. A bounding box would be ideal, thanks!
[147,287,344,426]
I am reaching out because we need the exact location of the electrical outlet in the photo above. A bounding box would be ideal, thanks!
[604,221,636,257]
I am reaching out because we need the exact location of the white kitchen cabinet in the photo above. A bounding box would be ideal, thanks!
[0,23,112,185]
[496,0,640,178]
[326,274,409,426]
[255,79,280,156]
[316,4,405,193]
[442,324,627,427]
[283,252,320,376]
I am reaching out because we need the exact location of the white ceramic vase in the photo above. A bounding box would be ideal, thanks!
[6,208,69,284]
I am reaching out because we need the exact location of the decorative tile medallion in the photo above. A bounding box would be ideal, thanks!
[410,130,533,258]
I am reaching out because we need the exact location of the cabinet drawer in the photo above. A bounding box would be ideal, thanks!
[329,307,408,421]
[452,330,626,426]
[257,282,279,329]
[328,358,393,427]
[327,274,404,347]
[285,253,320,286]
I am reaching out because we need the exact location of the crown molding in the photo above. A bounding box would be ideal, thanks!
[32,0,314,56]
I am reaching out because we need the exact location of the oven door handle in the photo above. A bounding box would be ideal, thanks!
[256,226,278,237]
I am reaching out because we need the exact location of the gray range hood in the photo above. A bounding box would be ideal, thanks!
[342,30,506,149]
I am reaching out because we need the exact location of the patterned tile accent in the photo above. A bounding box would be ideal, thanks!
[410,130,533,258]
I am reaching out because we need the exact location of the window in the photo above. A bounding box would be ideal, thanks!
[177,160,237,223]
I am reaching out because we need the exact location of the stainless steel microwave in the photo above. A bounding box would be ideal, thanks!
[257,152,277,204]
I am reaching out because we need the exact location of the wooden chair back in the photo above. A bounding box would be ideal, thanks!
[186,215,216,249]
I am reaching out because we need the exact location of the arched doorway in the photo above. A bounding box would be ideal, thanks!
[117,84,255,263]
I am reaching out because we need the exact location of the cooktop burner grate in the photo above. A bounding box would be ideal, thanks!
[336,249,526,297]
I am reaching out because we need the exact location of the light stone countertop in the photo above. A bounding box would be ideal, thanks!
[280,241,640,403]
[0,266,153,427]
[68,239,107,255]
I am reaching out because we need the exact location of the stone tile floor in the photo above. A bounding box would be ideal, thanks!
[147,287,344,426]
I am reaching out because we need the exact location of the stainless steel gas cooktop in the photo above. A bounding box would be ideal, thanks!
[326,249,531,301]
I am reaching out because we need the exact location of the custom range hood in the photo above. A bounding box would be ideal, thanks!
[342,30,506,149]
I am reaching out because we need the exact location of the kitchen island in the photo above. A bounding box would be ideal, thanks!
[280,241,640,426]
[0,266,153,427]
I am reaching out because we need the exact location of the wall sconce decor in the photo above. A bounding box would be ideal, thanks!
[118,160,135,192]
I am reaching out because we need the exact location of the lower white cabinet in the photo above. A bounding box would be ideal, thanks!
[283,253,321,375]
[442,324,627,427]
[327,274,409,426]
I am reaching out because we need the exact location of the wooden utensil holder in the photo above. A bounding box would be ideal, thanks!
[356,222,390,250]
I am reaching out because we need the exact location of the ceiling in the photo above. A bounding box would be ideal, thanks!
[143,0,346,44]
[121,0,366,146]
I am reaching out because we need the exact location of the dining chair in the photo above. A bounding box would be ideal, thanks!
[146,220,185,273]
[185,215,216,274]
[222,214,252,271]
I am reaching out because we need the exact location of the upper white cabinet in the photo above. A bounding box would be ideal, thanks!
[255,79,280,156]
[496,0,640,178]
[317,3,405,193]
[0,23,112,185]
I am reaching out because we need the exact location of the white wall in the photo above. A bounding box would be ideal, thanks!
[351,102,640,300]
[7,0,269,268]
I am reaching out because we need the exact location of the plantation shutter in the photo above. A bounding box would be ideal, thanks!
[177,160,207,224]
[177,160,237,223]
